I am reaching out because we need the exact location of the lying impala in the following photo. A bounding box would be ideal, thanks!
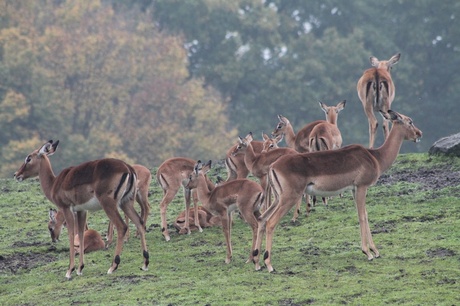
[186,160,264,269]
[156,157,216,241]
[48,164,152,246]
[357,53,400,148]
[14,140,149,279]
[253,110,422,272]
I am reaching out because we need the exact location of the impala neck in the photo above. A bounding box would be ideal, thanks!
[195,174,212,210]
[371,124,405,175]
[284,124,296,149]
[38,155,57,202]
[327,112,338,125]
[243,142,259,172]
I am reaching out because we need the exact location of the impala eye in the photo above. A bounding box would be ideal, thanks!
[25,155,31,163]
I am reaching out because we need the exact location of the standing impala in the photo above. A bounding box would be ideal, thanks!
[271,115,323,153]
[357,53,400,148]
[48,164,152,246]
[156,157,215,241]
[308,100,346,206]
[232,132,297,212]
[253,110,422,272]
[14,140,149,279]
[225,133,281,182]
[309,100,346,152]
[186,160,264,269]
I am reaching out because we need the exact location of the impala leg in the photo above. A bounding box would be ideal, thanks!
[181,188,192,235]
[102,198,128,274]
[137,193,150,237]
[253,194,280,270]
[76,211,87,276]
[353,187,377,260]
[244,210,260,270]
[62,208,76,279]
[221,212,232,264]
[121,201,149,271]
[264,195,300,272]
[106,221,114,248]
[159,187,179,241]
[365,104,378,148]
[192,189,203,233]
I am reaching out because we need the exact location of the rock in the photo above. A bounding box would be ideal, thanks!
[428,133,460,156]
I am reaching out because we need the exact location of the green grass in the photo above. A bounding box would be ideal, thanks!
[1,154,459,305]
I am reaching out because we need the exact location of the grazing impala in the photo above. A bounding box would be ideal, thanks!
[271,115,323,153]
[49,164,152,246]
[14,140,149,279]
[157,157,215,241]
[357,53,401,148]
[253,110,422,272]
[186,160,264,269]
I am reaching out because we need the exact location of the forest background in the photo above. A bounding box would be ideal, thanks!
[0,0,458,177]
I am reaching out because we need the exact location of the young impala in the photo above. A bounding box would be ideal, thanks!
[253,110,422,272]
[14,140,149,279]
[186,160,264,269]
[357,53,400,148]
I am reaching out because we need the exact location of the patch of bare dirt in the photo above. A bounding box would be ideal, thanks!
[377,165,460,193]
[0,252,57,274]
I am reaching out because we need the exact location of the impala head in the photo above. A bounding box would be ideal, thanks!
[48,208,61,242]
[231,132,253,156]
[381,110,422,143]
[272,115,290,138]
[14,140,59,181]
[261,133,282,153]
[370,53,400,72]
[319,100,346,123]
[186,160,212,189]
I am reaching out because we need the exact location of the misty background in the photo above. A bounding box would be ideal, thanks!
[1,0,458,177]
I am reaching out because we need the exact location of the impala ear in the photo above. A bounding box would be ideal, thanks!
[388,53,401,66]
[370,56,379,67]
[274,133,284,143]
[262,133,270,141]
[319,101,328,113]
[238,136,244,144]
[245,132,254,142]
[337,100,346,111]
[202,160,212,173]
[49,208,57,222]
[387,110,402,122]
[194,160,202,174]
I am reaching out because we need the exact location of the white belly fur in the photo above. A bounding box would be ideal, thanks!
[305,184,352,197]
[71,197,102,212]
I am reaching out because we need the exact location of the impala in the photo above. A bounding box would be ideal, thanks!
[156,157,215,241]
[173,206,221,233]
[308,100,346,206]
[186,160,264,269]
[48,164,152,246]
[253,110,422,272]
[225,133,280,181]
[357,53,401,148]
[107,164,152,245]
[73,229,105,254]
[271,115,323,153]
[14,140,149,279]
[232,132,297,211]
[309,100,346,152]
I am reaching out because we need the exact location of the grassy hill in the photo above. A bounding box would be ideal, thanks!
[0,153,459,305]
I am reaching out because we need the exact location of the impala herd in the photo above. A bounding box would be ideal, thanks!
[13,53,423,279]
